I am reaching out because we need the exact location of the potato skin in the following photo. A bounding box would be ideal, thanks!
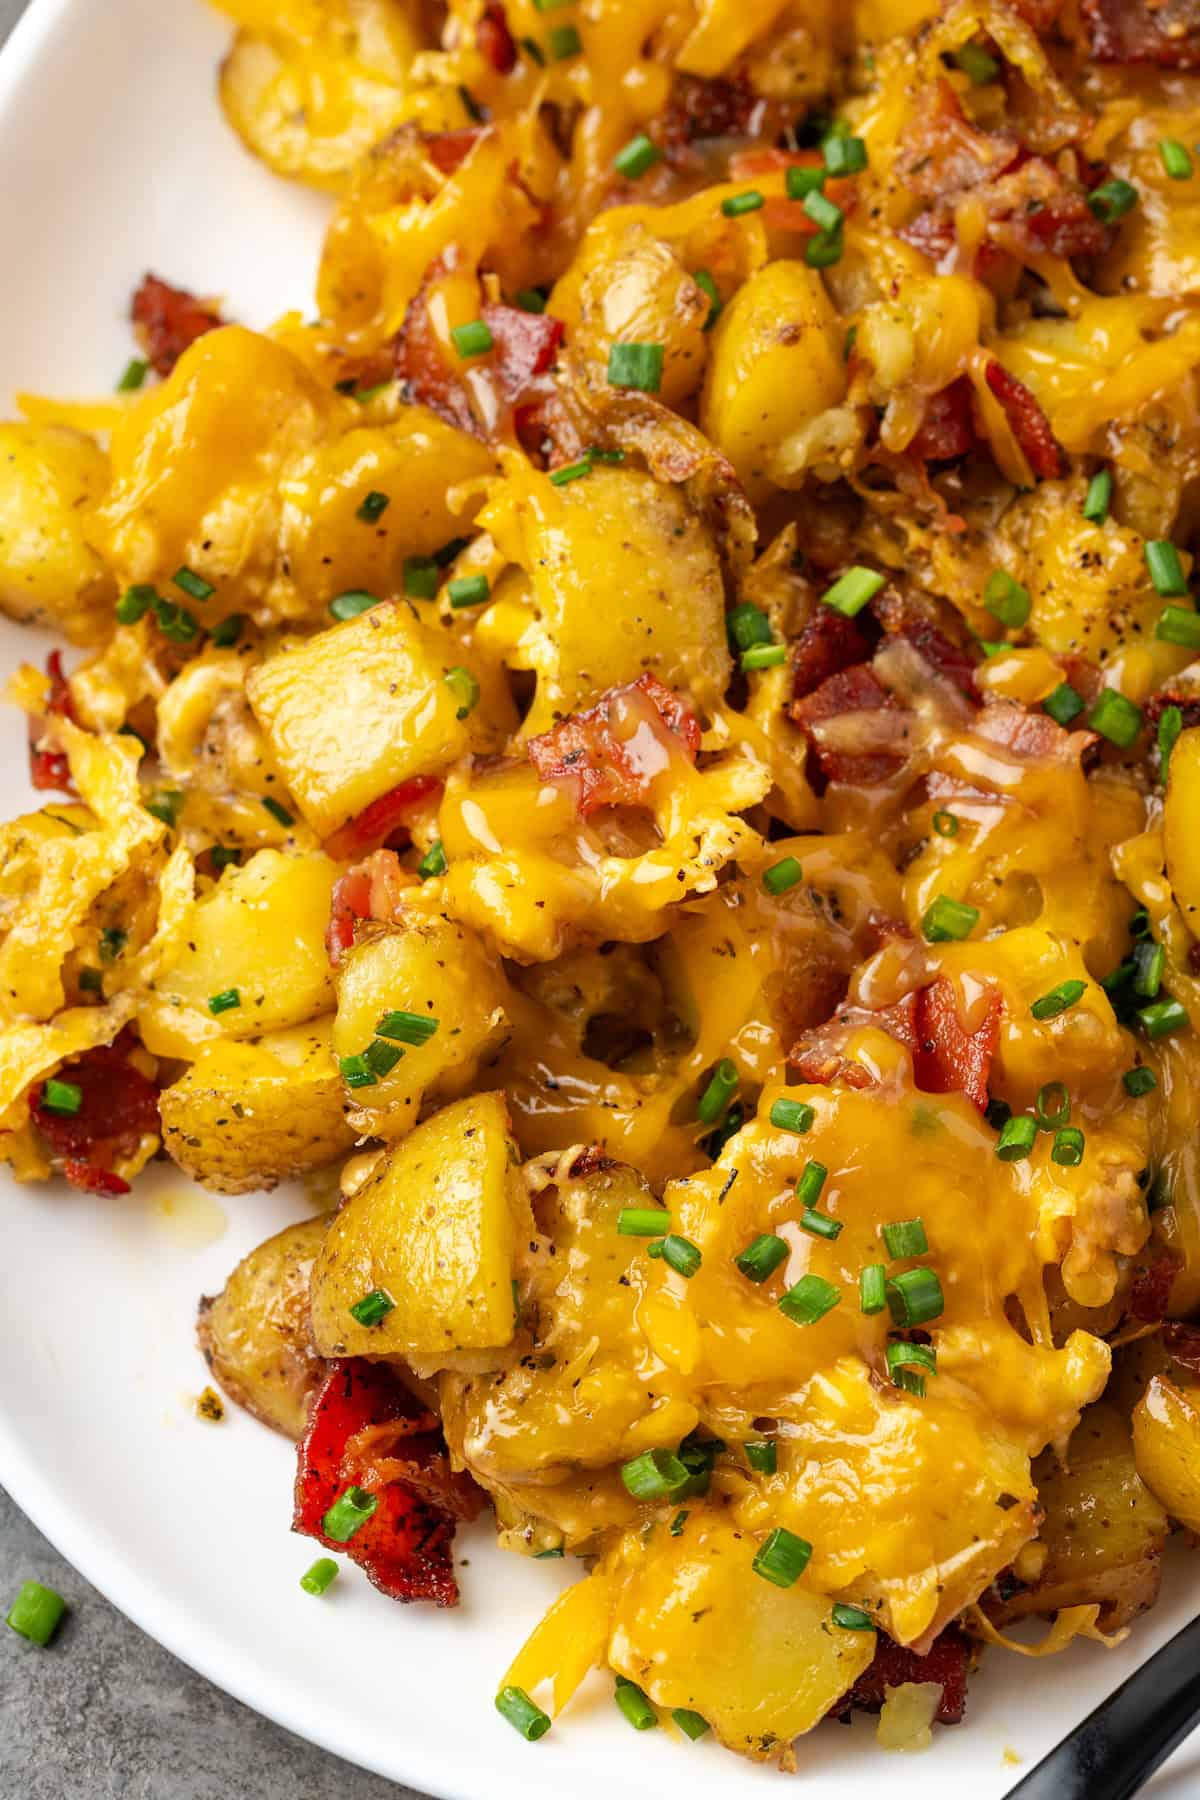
[197,1213,330,1438]
[159,1018,356,1194]
[0,423,115,643]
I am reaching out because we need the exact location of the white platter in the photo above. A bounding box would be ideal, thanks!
[0,1,1198,1792]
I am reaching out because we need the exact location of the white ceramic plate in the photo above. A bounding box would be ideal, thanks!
[0,2,1198,1793]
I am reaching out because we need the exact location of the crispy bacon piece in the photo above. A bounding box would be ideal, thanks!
[1082,0,1200,66]
[875,592,981,705]
[295,1360,480,1605]
[395,267,477,435]
[28,650,78,794]
[658,74,771,156]
[422,129,485,176]
[898,81,1018,201]
[1146,692,1200,731]
[323,776,443,864]
[984,360,1065,481]
[31,1033,160,1183]
[791,980,1000,1112]
[477,1,516,73]
[909,379,978,464]
[791,992,921,1089]
[975,699,1094,762]
[325,848,412,965]
[1013,0,1065,27]
[131,274,223,378]
[480,303,565,402]
[1129,1253,1180,1324]
[789,664,902,786]
[727,148,857,234]
[790,609,874,704]
[527,672,701,815]
[831,1628,971,1726]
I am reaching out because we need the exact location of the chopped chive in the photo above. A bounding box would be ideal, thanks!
[41,1078,82,1116]
[99,928,126,962]
[262,796,294,828]
[418,840,447,879]
[803,189,843,234]
[532,1547,564,1559]
[669,1509,688,1536]
[693,268,721,328]
[1124,1065,1157,1096]
[796,1160,828,1209]
[1139,997,1189,1038]
[614,133,662,180]
[745,1440,777,1474]
[821,566,885,618]
[1160,138,1193,179]
[741,644,787,671]
[116,584,156,625]
[1146,540,1189,597]
[357,490,390,523]
[885,1266,944,1327]
[404,556,439,599]
[800,1207,841,1241]
[207,988,240,1016]
[1089,177,1138,223]
[299,1558,339,1596]
[364,1037,404,1078]
[495,1686,551,1742]
[451,319,494,359]
[618,1207,670,1237]
[147,791,184,828]
[330,590,380,622]
[1155,605,1200,649]
[805,227,844,268]
[338,1053,377,1089]
[349,1288,395,1326]
[547,22,582,57]
[997,1114,1037,1161]
[823,134,867,176]
[78,967,102,994]
[116,356,148,392]
[515,284,547,310]
[726,601,772,651]
[1160,704,1183,776]
[5,1580,66,1646]
[921,895,978,942]
[984,570,1031,630]
[954,41,998,83]
[735,1234,789,1283]
[860,1264,887,1314]
[843,324,858,361]
[1044,682,1085,726]
[832,1602,874,1630]
[620,1448,690,1502]
[606,342,664,393]
[548,458,591,486]
[1089,688,1143,748]
[448,574,491,609]
[769,1098,814,1135]
[697,1057,738,1124]
[1031,979,1086,1021]
[881,1218,928,1259]
[752,1526,812,1588]
[434,536,472,567]
[444,665,480,719]
[151,596,199,643]
[1083,469,1112,524]
[1051,1126,1085,1166]
[587,446,626,464]
[721,190,764,217]
[322,1485,378,1543]
[932,810,959,838]
[786,165,826,200]
[210,613,243,647]
[531,0,574,13]
[704,1100,743,1158]
[173,566,214,602]
[672,1708,710,1739]
[351,381,391,405]
[886,1341,937,1395]
[1034,1081,1070,1128]
[614,1677,657,1731]
[660,1234,702,1279]
[778,1272,841,1325]
[1134,940,1166,998]
[763,856,803,895]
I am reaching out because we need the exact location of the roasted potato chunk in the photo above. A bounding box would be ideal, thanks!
[197,1213,329,1437]
[1133,1373,1200,1533]
[310,1091,530,1367]
[159,1018,355,1194]
[0,424,115,642]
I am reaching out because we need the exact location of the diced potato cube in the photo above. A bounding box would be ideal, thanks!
[152,849,336,1036]
[247,602,469,836]
[1133,1373,1200,1534]
[197,1214,329,1438]
[309,1091,529,1365]
[0,423,115,642]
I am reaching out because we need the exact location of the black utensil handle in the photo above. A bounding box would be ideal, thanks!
[1005,1611,1200,1800]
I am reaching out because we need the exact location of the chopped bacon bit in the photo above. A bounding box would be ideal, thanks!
[726,148,856,233]
[658,74,772,158]
[325,849,412,965]
[1145,692,1200,731]
[479,303,565,402]
[1082,0,1200,67]
[395,265,477,436]
[862,911,915,954]
[790,609,874,703]
[31,1033,160,1178]
[975,699,1094,763]
[422,129,485,176]
[875,592,981,705]
[131,274,223,378]
[527,672,701,815]
[913,978,1001,1113]
[909,379,978,464]
[791,992,920,1089]
[28,650,79,794]
[62,1160,132,1196]
[1163,1321,1200,1378]
[898,81,1017,202]
[477,1,517,73]
[324,776,443,864]
[1128,1252,1180,1323]
[295,1359,480,1605]
[984,360,1066,481]
[789,664,902,786]
[831,1628,971,1726]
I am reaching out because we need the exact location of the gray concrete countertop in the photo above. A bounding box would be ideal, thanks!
[0,2,418,1793]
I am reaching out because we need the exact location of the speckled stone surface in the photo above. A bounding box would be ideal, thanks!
[0,5,417,1793]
